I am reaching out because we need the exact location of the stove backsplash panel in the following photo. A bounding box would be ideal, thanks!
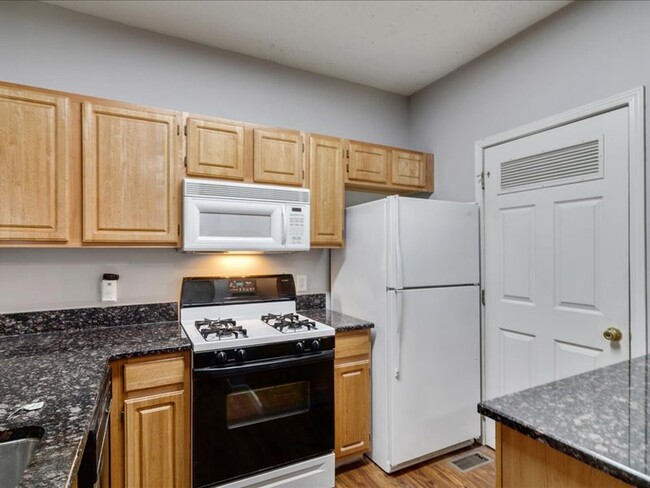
[0,302,178,337]
[296,293,326,311]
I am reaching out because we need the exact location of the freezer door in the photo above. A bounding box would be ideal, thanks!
[387,197,479,288]
[387,286,480,469]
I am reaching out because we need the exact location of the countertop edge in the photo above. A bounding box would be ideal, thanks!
[298,309,374,332]
[478,404,650,488]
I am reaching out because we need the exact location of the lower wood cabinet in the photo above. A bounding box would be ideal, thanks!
[334,329,371,461]
[110,351,191,488]
[496,424,631,488]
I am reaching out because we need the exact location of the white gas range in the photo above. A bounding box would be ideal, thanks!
[179,275,335,488]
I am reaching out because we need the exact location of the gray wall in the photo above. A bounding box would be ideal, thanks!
[409,0,650,203]
[0,1,410,313]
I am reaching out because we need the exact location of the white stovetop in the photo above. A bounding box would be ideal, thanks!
[180,301,334,352]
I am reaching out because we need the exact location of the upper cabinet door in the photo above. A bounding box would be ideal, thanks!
[82,102,180,244]
[346,142,388,185]
[186,118,245,180]
[0,88,69,241]
[253,128,304,186]
[309,135,344,247]
[391,150,426,189]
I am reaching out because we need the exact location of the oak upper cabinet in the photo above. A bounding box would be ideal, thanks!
[309,135,345,248]
[335,329,371,460]
[0,87,70,241]
[345,141,388,186]
[186,117,246,180]
[111,352,191,488]
[82,102,181,244]
[391,150,428,189]
[253,128,305,186]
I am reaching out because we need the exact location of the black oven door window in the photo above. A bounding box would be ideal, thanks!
[193,352,334,488]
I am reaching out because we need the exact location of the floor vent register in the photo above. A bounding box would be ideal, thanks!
[449,451,492,473]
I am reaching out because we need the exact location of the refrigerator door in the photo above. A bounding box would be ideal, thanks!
[387,197,479,289]
[386,285,480,470]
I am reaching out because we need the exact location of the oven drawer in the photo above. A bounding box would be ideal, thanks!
[123,356,185,392]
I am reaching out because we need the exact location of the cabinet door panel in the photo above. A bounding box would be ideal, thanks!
[0,88,69,241]
[124,391,187,488]
[253,128,304,186]
[347,142,388,185]
[83,103,179,243]
[309,135,344,247]
[391,150,426,188]
[186,118,245,180]
[335,359,371,458]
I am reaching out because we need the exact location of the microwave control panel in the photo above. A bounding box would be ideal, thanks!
[287,206,309,248]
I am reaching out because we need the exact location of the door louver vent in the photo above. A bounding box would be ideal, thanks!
[185,181,309,203]
[500,139,602,193]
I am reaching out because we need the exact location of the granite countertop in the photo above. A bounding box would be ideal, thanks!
[299,309,374,332]
[479,355,650,487]
[0,320,190,488]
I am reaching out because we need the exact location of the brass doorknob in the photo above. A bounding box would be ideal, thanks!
[603,327,623,342]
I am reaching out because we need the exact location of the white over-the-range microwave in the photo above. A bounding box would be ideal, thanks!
[182,178,310,252]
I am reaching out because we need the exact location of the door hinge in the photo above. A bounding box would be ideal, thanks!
[481,289,486,306]
[478,171,491,190]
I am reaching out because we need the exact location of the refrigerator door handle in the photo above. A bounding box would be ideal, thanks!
[394,289,404,379]
[393,197,404,290]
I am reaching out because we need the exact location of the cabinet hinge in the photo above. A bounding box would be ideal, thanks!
[347,149,350,158]
[302,143,305,153]
[346,163,349,173]
[184,155,187,167]
[177,125,180,136]
[121,407,124,422]
[481,289,486,306]
[184,125,187,136]
[178,224,181,236]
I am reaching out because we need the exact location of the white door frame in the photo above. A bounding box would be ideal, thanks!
[475,87,646,408]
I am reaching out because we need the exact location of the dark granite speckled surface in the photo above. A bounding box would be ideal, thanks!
[0,321,190,487]
[296,293,326,311]
[479,355,650,487]
[0,302,178,336]
[299,309,374,332]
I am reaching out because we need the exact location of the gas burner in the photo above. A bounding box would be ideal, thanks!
[195,318,248,341]
[261,313,317,333]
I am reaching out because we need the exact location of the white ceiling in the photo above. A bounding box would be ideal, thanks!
[45,1,571,96]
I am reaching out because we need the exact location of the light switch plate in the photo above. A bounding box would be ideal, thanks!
[296,275,308,292]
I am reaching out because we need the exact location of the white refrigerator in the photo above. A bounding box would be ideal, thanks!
[331,195,480,473]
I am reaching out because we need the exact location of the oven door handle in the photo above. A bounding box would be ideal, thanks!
[194,350,334,377]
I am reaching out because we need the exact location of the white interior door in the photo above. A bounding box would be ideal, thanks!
[484,108,630,446]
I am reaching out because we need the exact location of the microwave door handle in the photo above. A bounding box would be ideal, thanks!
[281,206,287,246]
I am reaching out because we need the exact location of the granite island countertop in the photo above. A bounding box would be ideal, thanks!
[0,321,190,488]
[479,355,650,487]
[299,309,374,332]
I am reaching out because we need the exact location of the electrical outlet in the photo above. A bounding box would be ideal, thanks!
[101,279,117,302]
[296,275,308,293]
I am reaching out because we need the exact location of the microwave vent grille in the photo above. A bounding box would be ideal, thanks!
[185,181,309,203]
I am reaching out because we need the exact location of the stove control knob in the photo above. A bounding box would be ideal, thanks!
[215,351,228,364]
[311,339,321,351]
[295,341,305,353]
[235,349,247,362]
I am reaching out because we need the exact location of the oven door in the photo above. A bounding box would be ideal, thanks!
[183,197,287,252]
[193,351,334,488]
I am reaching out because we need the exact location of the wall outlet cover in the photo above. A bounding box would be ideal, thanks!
[296,275,308,292]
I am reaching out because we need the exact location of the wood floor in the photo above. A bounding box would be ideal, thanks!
[335,445,495,488]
